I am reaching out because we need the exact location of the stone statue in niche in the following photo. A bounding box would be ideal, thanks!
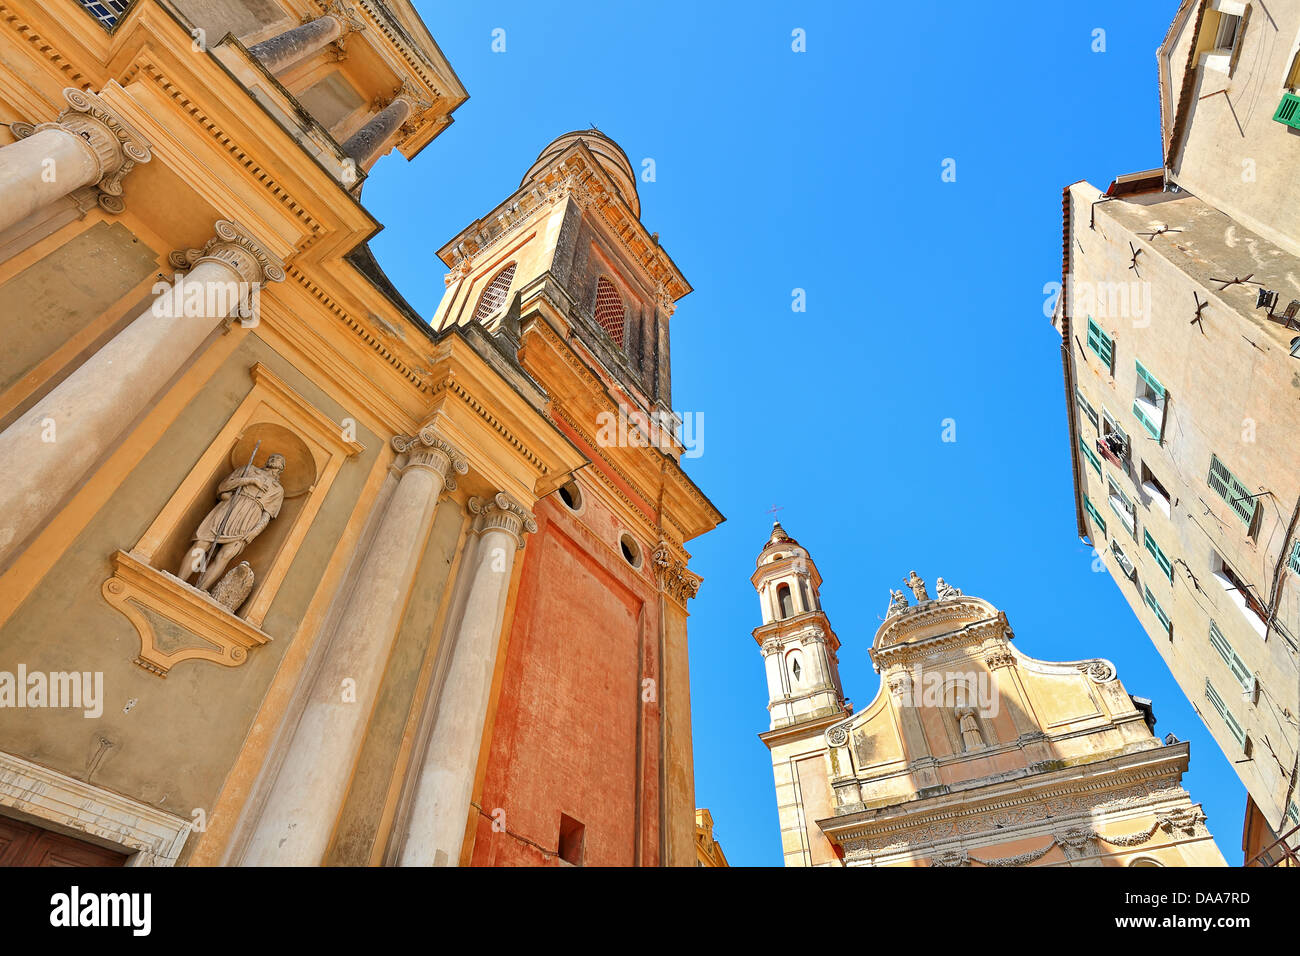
[958,708,985,751]
[905,570,929,603]
[179,454,285,593]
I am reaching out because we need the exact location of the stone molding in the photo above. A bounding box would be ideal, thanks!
[0,750,192,866]
[11,86,152,214]
[391,426,468,488]
[468,491,537,549]
[168,219,287,286]
[102,550,273,677]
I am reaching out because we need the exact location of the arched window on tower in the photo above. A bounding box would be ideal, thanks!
[593,275,626,347]
[473,262,516,323]
[777,583,794,619]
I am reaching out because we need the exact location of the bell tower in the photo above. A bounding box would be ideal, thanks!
[751,522,846,730]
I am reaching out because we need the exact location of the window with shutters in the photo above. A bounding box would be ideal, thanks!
[1080,438,1102,478]
[1083,496,1107,537]
[1289,540,1300,576]
[1076,388,1099,432]
[1144,586,1172,637]
[1211,551,1268,635]
[1209,620,1253,691]
[1132,360,1167,440]
[593,276,626,347]
[1277,93,1300,129]
[472,262,516,323]
[1205,679,1247,747]
[1086,318,1115,372]
[1207,454,1258,527]
[1111,539,1137,582]
[1144,529,1173,582]
[1108,478,1136,535]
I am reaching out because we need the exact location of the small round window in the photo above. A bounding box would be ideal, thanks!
[557,480,583,512]
[619,533,642,569]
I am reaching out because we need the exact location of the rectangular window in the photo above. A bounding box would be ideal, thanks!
[1144,529,1173,582]
[1207,454,1258,526]
[1214,12,1242,52]
[1132,360,1167,440]
[1145,586,1172,636]
[1288,540,1300,576]
[1108,478,1136,534]
[1083,496,1107,537]
[1141,462,1172,518]
[1211,552,1269,635]
[1205,678,1247,747]
[1086,318,1115,372]
[1208,620,1253,690]
[1111,539,1137,581]
[1101,408,1130,471]
[1076,388,1099,432]
[1080,438,1102,478]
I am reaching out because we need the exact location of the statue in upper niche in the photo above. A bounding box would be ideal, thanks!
[180,454,285,594]
[905,570,929,603]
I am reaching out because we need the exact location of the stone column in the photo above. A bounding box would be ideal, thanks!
[247,3,364,74]
[241,428,468,866]
[0,220,283,571]
[341,82,430,166]
[396,491,536,867]
[0,87,151,234]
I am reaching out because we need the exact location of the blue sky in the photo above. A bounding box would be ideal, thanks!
[366,1,1247,865]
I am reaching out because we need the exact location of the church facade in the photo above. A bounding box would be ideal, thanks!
[753,524,1225,866]
[0,0,718,866]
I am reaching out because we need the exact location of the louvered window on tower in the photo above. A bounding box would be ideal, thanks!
[473,263,516,323]
[593,276,626,347]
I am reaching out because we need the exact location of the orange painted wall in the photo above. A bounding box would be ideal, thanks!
[469,499,661,866]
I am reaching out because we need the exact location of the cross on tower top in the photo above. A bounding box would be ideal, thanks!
[766,504,784,521]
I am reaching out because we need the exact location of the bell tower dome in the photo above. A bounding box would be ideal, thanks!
[751,522,846,730]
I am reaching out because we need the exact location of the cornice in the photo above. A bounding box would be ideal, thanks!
[0,3,92,89]
[122,59,328,250]
[438,145,690,306]
[819,744,1192,845]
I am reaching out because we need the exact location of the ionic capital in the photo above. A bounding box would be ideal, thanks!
[468,491,537,549]
[391,426,469,488]
[168,220,287,286]
[13,87,152,214]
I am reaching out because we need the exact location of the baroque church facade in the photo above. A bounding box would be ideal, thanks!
[753,524,1226,866]
[0,0,719,866]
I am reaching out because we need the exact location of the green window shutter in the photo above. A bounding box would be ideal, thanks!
[1145,586,1172,634]
[1080,438,1102,477]
[1275,93,1300,129]
[1135,360,1166,401]
[1086,318,1114,371]
[1132,401,1161,439]
[1075,389,1099,431]
[1084,496,1107,536]
[1144,529,1173,581]
[1205,679,1247,747]
[1209,621,1252,690]
[1207,454,1257,525]
[1288,540,1300,575]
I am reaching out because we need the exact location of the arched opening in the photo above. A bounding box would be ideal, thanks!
[777,583,794,619]
[593,275,626,347]
[473,262,516,323]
